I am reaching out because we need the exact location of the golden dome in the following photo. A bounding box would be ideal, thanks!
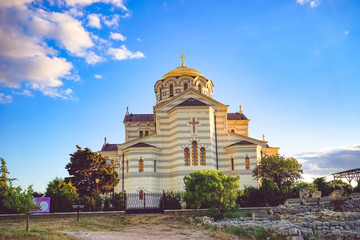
[162,66,205,79]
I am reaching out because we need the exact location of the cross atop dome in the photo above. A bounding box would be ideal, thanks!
[180,54,185,67]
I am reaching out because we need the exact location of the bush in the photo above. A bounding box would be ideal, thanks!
[160,190,182,210]
[184,170,239,218]
[237,179,282,207]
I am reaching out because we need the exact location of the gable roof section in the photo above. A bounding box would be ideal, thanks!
[123,114,154,122]
[228,112,248,120]
[101,144,118,151]
[176,98,208,107]
[227,141,256,148]
[125,142,159,150]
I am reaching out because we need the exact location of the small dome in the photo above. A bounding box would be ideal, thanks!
[162,66,205,79]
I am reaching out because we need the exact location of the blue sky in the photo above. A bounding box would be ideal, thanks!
[0,0,359,192]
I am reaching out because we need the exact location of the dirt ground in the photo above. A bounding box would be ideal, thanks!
[64,214,242,240]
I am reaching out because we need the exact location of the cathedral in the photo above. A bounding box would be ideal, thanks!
[100,56,279,194]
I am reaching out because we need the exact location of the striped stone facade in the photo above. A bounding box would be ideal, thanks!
[99,64,279,194]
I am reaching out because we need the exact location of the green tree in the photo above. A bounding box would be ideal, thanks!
[65,145,119,199]
[184,170,240,218]
[2,186,41,232]
[313,177,332,196]
[253,154,303,195]
[0,157,16,213]
[45,177,79,212]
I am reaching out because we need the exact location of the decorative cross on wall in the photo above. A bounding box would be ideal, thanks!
[189,117,199,134]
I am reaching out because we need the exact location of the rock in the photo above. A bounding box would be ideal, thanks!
[285,198,302,207]
[299,188,310,200]
[288,227,301,236]
[330,190,345,201]
[303,197,319,205]
[318,196,331,205]
[312,191,322,198]
[252,210,269,220]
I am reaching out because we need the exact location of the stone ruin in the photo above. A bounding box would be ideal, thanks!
[194,189,360,240]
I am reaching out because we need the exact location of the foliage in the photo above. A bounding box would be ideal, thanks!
[0,157,16,213]
[2,186,41,231]
[45,177,79,212]
[291,181,317,197]
[104,192,125,211]
[184,170,239,218]
[329,180,353,195]
[160,190,182,210]
[237,179,282,207]
[65,145,120,198]
[312,177,332,196]
[253,154,303,195]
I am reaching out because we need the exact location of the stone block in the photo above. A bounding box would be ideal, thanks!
[299,188,310,200]
[330,190,345,201]
[285,198,302,207]
[303,197,319,205]
[318,196,331,205]
[312,191,322,198]
[252,209,269,220]
[350,193,360,199]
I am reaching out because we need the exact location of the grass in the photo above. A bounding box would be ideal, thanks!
[224,209,252,218]
[0,215,131,239]
[0,228,78,240]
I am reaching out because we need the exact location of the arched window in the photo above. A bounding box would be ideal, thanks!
[160,88,162,100]
[184,83,188,91]
[126,160,129,173]
[139,159,144,172]
[184,147,190,166]
[169,84,174,97]
[198,85,202,92]
[154,159,157,172]
[200,147,206,166]
[139,190,144,200]
[231,129,235,133]
[139,131,143,138]
[145,130,149,136]
[245,156,250,170]
[231,157,234,171]
[192,141,198,166]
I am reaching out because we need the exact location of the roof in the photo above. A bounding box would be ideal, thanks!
[227,141,256,147]
[227,112,248,120]
[176,98,208,107]
[163,66,204,79]
[125,142,157,149]
[101,144,118,151]
[123,114,154,122]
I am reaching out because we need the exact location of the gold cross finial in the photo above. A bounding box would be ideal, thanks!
[180,54,185,67]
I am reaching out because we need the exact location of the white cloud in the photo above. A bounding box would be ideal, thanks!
[94,74,103,79]
[108,45,145,60]
[64,0,127,11]
[87,14,101,29]
[136,38,142,42]
[85,51,105,64]
[110,32,126,41]
[28,10,94,57]
[296,0,320,8]
[0,93,13,104]
[345,30,349,35]
[13,90,34,97]
[103,14,119,27]
[42,87,74,100]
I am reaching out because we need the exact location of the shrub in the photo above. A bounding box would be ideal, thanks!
[161,190,182,210]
